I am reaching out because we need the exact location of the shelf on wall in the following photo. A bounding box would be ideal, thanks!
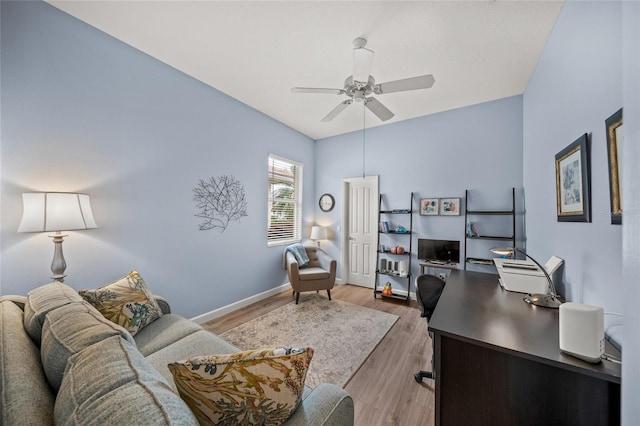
[375,192,413,304]
[373,289,410,301]
[464,188,517,271]
[466,235,514,241]
[376,270,411,278]
[465,210,513,215]
[378,250,411,256]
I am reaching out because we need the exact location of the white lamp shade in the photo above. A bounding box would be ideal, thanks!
[310,226,328,241]
[18,192,98,233]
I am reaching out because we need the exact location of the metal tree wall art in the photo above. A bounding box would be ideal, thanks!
[193,175,248,232]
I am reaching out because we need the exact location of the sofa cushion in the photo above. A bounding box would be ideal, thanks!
[55,335,198,426]
[146,329,241,391]
[1,300,55,425]
[168,347,313,425]
[41,301,135,391]
[24,281,84,345]
[298,267,330,281]
[79,270,163,336]
[134,313,203,357]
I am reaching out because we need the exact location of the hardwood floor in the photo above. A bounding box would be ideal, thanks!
[203,284,435,426]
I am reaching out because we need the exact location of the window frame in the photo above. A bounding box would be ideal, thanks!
[267,154,303,247]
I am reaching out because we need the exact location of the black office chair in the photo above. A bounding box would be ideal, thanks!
[414,274,445,383]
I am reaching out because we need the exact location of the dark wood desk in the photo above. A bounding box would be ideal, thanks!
[428,270,621,426]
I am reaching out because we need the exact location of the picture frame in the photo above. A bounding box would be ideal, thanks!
[605,108,623,225]
[439,198,461,216]
[419,198,439,215]
[555,133,591,222]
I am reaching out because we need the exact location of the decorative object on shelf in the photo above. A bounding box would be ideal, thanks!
[319,193,335,212]
[390,246,405,254]
[439,198,460,216]
[419,198,439,215]
[382,282,393,296]
[193,175,248,232]
[395,225,408,234]
[398,260,408,277]
[18,192,98,282]
[555,134,591,223]
[310,226,328,247]
[380,259,388,272]
[605,108,623,225]
[490,247,563,309]
[466,221,480,237]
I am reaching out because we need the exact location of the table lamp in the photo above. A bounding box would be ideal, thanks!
[18,192,98,282]
[310,226,328,248]
[490,247,563,308]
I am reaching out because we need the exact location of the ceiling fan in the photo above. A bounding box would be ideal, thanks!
[291,38,435,122]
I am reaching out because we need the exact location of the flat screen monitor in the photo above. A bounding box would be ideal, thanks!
[418,239,460,263]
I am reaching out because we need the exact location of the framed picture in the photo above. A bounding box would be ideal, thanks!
[439,198,460,216]
[606,108,623,225]
[419,198,439,215]
[555,134,591,222]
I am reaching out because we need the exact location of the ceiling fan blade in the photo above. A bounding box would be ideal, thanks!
[291,87,345,95]
[353,47,374,84]
[365,97,394,121]
[374,74,435,94]
[321,100,352,122]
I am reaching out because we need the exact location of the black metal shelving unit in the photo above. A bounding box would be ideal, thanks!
[374,192,413,303]
[464,188,516,269]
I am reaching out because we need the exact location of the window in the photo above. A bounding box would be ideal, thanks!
[268,154,303,246]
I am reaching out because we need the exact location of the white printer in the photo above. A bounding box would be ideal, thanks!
[493,256,563,294]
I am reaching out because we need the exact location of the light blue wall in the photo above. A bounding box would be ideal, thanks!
[523,1,623,312]
[314,96,524,291]
[0,1,316,317]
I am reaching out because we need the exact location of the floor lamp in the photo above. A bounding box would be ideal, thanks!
[18,192,98,282]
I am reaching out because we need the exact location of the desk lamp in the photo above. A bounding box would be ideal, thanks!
[310,226,328,248]
[18,192,97,282]
[490,247,563,309]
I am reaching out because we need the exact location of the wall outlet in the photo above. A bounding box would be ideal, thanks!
[439,273,447,281]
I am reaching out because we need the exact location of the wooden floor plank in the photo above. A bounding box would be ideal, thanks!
[202,283,435,426]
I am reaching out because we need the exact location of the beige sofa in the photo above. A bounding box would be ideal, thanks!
[285,246,337,304]
[0,282,354,425]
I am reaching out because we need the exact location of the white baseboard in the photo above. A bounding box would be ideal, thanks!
[190,278,345,324]
[190,283,290,324]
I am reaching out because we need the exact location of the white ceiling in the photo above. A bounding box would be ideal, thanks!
[47,1,563,140]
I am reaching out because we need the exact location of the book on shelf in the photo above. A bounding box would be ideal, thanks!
[379,221,390,233]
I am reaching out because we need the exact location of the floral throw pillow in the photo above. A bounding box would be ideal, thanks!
[78,270,162,336]
[168,347,314,425]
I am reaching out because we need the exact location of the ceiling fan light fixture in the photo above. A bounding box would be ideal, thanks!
[353,47,374,84]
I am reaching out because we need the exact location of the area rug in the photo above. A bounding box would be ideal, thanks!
[220,293,399,388]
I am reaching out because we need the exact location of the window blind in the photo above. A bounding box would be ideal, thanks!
[267,154,303,246]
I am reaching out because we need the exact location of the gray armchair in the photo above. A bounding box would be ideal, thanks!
[284,246,337,304]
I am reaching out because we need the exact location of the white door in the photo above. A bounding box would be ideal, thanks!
[342,176,379,287]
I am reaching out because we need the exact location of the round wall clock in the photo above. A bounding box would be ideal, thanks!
[319,193,335,212]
